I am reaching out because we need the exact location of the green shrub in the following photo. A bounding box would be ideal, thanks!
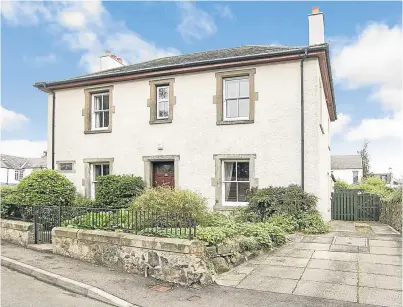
[17,169,76,206]
[246,185,318,221]
[236,235,261,251]
[131,186,208,222]
[298,211,330,234]
[73,193,95,207]
[266,214,298,233]
[380,187,402,232]
[1,186,20,217]
[334,180,350,191]
[198,212,232,227]
[95,175,145,208]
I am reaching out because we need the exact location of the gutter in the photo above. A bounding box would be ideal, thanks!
[300,48,308,190]
[39,83,56,170]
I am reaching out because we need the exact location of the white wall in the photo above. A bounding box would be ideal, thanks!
[47,58,331,219]
[332,169,363,185]
[0,168,34,185]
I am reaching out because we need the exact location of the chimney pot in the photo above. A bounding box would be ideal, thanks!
[105,50,111,56]
[117,57,122,64]
[111,55,117,60]
[312,6,319,14]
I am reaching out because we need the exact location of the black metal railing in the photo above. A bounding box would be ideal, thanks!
[1,205,197,240]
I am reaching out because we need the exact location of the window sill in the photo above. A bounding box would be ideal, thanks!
[84,129,112,134]
[213,205,245,211]
[217,119,254,125]
[149,119,173,125]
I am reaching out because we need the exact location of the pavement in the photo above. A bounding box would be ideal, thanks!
[216,221,402,307]
[1,266,111,307]
[1,240,376,307]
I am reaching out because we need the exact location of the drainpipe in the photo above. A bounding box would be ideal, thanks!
[300,48,308,190]
[40,83,55,170]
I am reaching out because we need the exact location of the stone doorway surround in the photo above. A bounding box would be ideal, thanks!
[142,155,180,188]
[215,221,402,307]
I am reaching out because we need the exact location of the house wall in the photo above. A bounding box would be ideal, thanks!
[47,58,332,220]
[0,168,35,185]
[332,169,363,185]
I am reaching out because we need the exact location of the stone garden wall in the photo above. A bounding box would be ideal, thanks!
[0,219,35,247]
[52,227,213,286]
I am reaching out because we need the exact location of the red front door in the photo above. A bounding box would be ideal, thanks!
[153,162,175,187]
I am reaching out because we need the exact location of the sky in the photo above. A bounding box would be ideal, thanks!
[1,1,402,177]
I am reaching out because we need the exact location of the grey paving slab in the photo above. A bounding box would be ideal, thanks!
[307,259,358,272]
[359,287,402,307]
[301,268,357,286]
[371,226,400,235]
[215,278,242,287]
[252,265,304,280]
[359,262,402,277]
[271,248,314,259]
[301,236,334,244]
[260,256,310,268]
[370,247,402,256]
[292,243,330,251]
[373,236,402,242]
[312,251,358,262]
[329,245,359,253]
[231,264,257,275]
[293,280,357,302]
[334,236,368,247]
[370,240,402,248]
[359,273,402,290]
[237,275,298,294]
[359,253,402,266]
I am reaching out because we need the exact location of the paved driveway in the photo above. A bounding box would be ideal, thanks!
[215,221,402,307]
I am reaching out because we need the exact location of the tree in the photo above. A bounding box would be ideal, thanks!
[358,141,370,179]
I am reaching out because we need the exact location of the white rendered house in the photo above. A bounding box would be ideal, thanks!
[34,7,337,221]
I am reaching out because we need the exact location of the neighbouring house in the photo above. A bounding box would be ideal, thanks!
[0,153,47,185]
[372,169,402,188]
[331,155,363,185]
[34,7,337,220]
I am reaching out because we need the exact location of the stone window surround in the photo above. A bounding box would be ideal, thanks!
[56,160,76,173]
[211,154,258,211]
[142,155,180,187]
[148,78,176,125]
[214,68,258,125]
[83,85,115,134]
[82,158,114,198]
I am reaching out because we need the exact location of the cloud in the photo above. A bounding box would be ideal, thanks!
[1,107,29,131]
[346,113,402,141]
[332,23,402,141]
[24,53,57,65]
[330,113,351,136]
[177,2,217,41]
[0,140,47,158]
[215,4,234,20]
[2,1,180,73]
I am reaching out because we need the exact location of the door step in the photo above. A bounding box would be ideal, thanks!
[27,244,53,254]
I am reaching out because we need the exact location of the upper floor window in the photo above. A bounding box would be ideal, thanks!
[83,86,113,134]
[157,85,169,119]
[223,77,250,121]
[15,170,24,181]
[92,93,110,130]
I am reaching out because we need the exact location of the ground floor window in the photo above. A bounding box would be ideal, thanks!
[222,161,250,205]
[14,169,24,181]
[90,163,110,199]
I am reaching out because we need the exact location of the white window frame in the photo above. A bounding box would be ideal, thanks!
[91,92,110,130]
[223,76,250,121]
[352,171,359,184]
[90,163,110,199]
[14,169,24,181]
[221,160,250,206]
[156,85,169,120]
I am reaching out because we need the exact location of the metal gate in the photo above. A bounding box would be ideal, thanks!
[34,206,61,244]
[331,190,381,221]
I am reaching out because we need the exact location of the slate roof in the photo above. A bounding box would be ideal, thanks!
[0,154,46,170]
[34,44,329,87]
[331,155,363,170]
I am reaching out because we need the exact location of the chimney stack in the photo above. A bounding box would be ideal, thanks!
[308,6,324,45]
[99,51,124,71]
[117,57,122,64]
[105,50,111,56]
